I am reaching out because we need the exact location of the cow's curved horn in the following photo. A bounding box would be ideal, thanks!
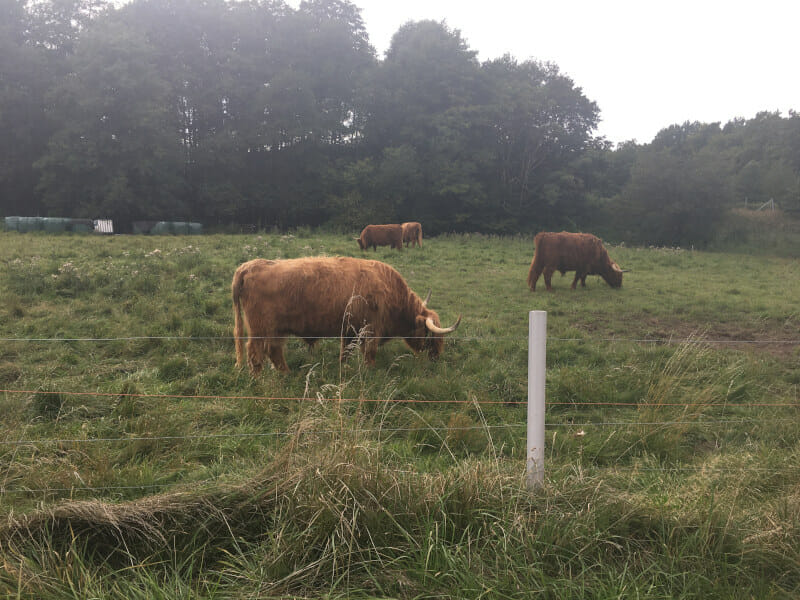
[422,289,432,306]
[621,269,631,273]
[612,263,623,273]
[425,315,461,334]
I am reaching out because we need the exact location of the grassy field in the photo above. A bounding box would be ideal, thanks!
[0,229,799,598]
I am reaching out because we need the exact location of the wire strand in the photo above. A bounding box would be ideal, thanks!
[3,389,798,408]
[0,424,525,446]
[0,335,798,344]
[0,388,527,404]
[0,419,780,447]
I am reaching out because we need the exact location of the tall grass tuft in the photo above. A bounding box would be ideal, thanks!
[29,389,66,422]
[4,417,798,598]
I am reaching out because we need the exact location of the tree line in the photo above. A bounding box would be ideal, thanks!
[2,0,799,244]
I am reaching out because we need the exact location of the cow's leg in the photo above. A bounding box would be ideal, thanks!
[572,272,586,289]
[362,336,379,365]
[266,342,290,373]
[543,267,555,291]
[580,274,587,287]
[529,265,543,291]
[246,337,267,375]
[340,336,356,364]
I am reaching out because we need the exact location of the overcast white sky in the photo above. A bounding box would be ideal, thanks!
[306,0,799,145]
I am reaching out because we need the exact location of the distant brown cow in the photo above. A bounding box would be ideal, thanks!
[401,221,423,247]
[357,224,403,251]
[232,257,461,374]
[527,231,625,291]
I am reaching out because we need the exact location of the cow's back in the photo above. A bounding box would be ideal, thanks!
[360,224,403,249]
[534,231,606,271]
[238,256,408,337]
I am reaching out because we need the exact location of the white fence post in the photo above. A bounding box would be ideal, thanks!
[527,310,546,490]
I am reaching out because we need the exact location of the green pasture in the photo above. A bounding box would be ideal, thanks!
[0,230,799,598]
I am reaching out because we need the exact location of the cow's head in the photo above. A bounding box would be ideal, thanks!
[356,237,365,250]
[405,291,461,359]
[602,261,624,288]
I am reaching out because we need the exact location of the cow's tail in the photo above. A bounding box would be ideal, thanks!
[232,267,247,368]
[526,253,540,291]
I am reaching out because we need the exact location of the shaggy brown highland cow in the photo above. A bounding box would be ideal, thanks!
[233,257,460,374]
[527,231,625,291]
[401,221,423,248]
[356,224,404,251]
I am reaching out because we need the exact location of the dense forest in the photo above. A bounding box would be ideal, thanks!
[2,0,799,243]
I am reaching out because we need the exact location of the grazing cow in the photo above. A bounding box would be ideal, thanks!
[232,257,461,374]
[401,221,423,248]
[357,224,404,251]
[527,231,625,291]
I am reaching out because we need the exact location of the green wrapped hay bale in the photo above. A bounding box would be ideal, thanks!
[150,221,173,235]
[17,217,44,232]
[43,218,70,232]
[69,219,94,233]
[132,221,157,234]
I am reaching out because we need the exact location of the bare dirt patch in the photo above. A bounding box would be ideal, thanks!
[581,316,800,358]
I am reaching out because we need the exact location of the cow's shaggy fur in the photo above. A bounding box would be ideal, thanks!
[527,231,624,291]
[401,222,423,248]
[357,224,404,251]
[232,257,460,374]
